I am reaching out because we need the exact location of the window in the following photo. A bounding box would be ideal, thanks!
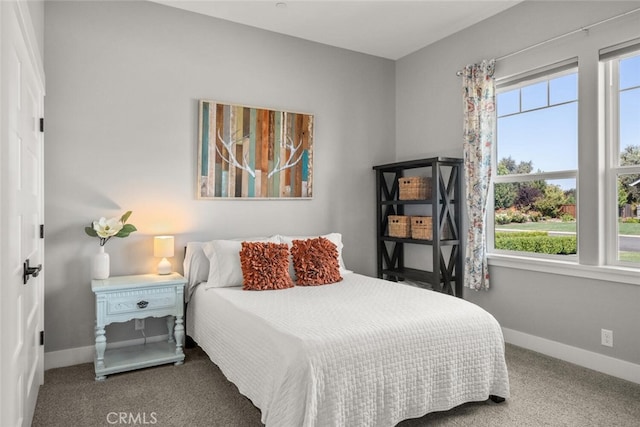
[492,64,578,257]
[605,50,640,265]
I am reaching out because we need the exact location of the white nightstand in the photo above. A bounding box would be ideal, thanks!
[91,273,186,381]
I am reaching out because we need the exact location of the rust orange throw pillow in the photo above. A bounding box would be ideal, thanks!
[239,242,294,291]
[291,237,343,286]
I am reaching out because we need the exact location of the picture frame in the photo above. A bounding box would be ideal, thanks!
[197,100,314,199]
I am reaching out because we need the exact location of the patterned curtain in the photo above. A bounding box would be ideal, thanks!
[462,60,496,291]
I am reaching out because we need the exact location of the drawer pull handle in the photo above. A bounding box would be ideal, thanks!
[137,300,149,309]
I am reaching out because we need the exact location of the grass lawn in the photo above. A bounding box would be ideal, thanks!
[497,220,640,235]
[619,252,640,262]
[496,221,576,233]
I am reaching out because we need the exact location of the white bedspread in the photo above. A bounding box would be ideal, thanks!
[187,273,509,427]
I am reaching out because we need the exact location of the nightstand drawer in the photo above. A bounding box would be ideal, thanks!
[107,287,176,315]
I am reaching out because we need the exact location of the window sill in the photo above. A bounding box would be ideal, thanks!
[487,253,640,286]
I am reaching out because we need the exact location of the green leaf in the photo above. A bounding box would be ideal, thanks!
[116,223,137,238]
[85,226,98,237]
[122,224,137,232]
[120,210,132,224]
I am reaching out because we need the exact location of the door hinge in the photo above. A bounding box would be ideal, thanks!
[40,224,44,239]
[39,118,44,133]
[39,330,44,346]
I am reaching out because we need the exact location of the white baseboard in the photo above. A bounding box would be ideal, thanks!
[44,334,169,370]
[45,344,94,370]
[503,327,640,384]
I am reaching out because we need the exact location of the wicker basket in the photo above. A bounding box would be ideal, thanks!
[411,216,451,240]
[388,215,411,238]
[398,176,431,200]
[410,216,432,240]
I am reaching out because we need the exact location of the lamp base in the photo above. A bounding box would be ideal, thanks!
[157,257,171,275]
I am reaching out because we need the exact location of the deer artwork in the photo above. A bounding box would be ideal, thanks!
[268,135,304,178]
[198,100,315,199]
[216,129,255,178]
[216,130,304,180]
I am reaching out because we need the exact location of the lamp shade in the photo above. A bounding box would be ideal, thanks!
[154,236,175,258]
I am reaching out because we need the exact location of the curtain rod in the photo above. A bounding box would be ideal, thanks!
[455,6,640,76]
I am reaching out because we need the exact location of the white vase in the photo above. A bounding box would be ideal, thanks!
[93,246,110,280]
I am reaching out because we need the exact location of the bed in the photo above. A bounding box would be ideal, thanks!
[184,235,509,427]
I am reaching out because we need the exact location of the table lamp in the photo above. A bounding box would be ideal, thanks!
[154,235,174,275]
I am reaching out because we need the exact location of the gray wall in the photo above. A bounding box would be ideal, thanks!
[396,1,640,364]
[44,1,395,352]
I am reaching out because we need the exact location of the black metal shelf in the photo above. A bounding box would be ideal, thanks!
[378,236,459,246]
[381,268,460,294]
[381,267,432,282]
[380,199,457,205]
[372,157,463,171]
[380,199,432,205]
[374,157,463,297]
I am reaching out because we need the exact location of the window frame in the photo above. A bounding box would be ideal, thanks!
[489,63,579,260]
[604,49,640,267]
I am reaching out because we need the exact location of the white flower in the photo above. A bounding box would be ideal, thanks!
[93,217,124,238]
[85,210,136,246]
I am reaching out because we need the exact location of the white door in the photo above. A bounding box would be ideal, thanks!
[0,1,45,425]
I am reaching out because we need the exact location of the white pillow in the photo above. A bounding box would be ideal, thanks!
[277,233,351,278]
[183,242,211,301]
[183,242,208,284]
[203,236,279,288]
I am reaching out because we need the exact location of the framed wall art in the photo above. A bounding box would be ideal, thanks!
[198,100,314,199]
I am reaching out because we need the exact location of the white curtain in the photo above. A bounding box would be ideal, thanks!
[462,60,496,291]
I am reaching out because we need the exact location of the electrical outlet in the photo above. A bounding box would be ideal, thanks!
[601,329,613,347]
[135,319,145,331]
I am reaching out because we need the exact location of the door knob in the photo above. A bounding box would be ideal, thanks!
[23,259,42,284]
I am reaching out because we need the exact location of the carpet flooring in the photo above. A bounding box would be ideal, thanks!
[32,344,640,426]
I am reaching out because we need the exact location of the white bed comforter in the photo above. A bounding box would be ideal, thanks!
[187,273,509,427]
